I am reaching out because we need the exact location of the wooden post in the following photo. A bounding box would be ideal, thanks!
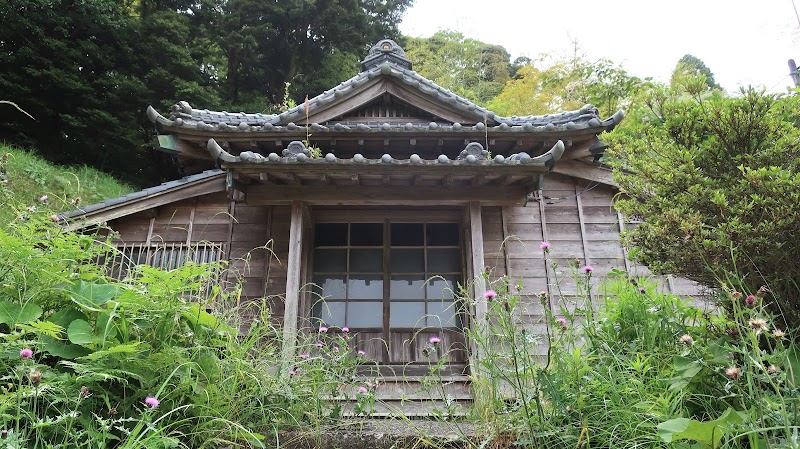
[282,201,304,370]
[469,201,487,364]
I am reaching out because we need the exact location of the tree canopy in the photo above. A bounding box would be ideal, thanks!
[0,0,412,186]
[670,54,720,91]
[404,31,512,106]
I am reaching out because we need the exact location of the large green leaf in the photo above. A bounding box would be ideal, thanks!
[657,408,745,448]
[41,335,91,359]
[67,319,96,346]
[0,300,43,327]
[67,281,119,311]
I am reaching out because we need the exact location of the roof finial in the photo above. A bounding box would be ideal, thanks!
[361,39,412,71]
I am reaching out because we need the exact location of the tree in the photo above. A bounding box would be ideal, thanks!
[215,0,413,110]
[488,56,643,118]
[607,83,800,327]
[404,31,512,106]
[670,54,720,91]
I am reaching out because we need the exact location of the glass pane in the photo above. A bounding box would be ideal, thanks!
[350,249,383,272]
[390,275,425,299]
[350,223,383,246]
[390,249,424,273]
[347,302,383,327]
[312,275,346,299]
[312,301,346,327]
[427,301,460,328]
[315,223,348,247]
[426,275,458,300]
[427,223,460,246]
[389,302,425,328]
[427,248,461,273]
[313,249,347,272]
[348,275,383,299]
[390,223,424,246]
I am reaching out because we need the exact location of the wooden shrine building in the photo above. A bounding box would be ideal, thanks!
[61,39,702,413]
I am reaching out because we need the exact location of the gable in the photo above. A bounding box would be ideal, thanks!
[336,94,436,123]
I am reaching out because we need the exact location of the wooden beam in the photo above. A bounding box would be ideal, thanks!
[552,159,617,187]
[282,201,305,371]
[469,201,487,367]
[246,185,529,206]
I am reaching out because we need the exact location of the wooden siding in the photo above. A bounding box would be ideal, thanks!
[483,173,707,355]
[108,193,287,323]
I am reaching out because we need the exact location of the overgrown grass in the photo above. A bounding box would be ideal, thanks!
[0,144,133,223]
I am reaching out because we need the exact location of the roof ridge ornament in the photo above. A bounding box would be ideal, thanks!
[361,39,412,71]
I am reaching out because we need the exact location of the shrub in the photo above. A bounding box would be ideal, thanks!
[607,83,800,328]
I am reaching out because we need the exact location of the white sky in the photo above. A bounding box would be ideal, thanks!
[400,0,800,93]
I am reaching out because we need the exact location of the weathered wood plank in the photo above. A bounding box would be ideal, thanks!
[281,201,305,369]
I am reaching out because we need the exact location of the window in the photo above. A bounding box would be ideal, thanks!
[311,220,465,364]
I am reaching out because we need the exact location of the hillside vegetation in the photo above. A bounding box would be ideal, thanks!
[0,144,133,223]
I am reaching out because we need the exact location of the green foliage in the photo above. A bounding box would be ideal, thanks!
[0,0,411,186]
[405,31,513,106]
[467,261,799,449]
[607,85,800,328]
[671,54,721,91]
[0,145,133,223]
[0,202,369,446]
[488,55,644,118]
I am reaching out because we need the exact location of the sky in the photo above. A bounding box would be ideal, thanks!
[399,0,800,93]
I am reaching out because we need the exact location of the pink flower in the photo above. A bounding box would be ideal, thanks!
[540,241,550,250]
[38,195,48,202]
[49,214,59,223]
[556,317,567,325]
[144,396,160,408]
[298,353,310,360]
[484,290,497,300]
[582,265,593,274]
[357,350,366,356]
[19,348,33,359]
[429,336,441,345]
[288,369,296,376]
[319,326,328,333]
[679,334,694,346]
[745,294,756,306]
[341,327,350,333]
[357,386,368,394]
[314,341,324,348]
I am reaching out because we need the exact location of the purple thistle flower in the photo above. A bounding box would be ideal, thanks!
[341,326,350,333]
[357,386,368,394]
[429,336,441,345]
[298,353,310,360]
[144,396,160,408]
[583,265,593,274]
[357,350,366,356]
[19,348,33,359]
[540,241,550,250]
[484,290,497,300]
[745,294,756,306]
[319,326,328,333]
[315,341,324,348]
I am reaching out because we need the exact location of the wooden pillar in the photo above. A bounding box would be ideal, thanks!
[282,200,304,369]
[469,201,487,363]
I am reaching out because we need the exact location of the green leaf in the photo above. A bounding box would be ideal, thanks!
[18,320,63,338]
[68,281,119,311]
[0,300,43,327]
[41,336,91,359]
[67,319,96,346]
[657,408,745,448]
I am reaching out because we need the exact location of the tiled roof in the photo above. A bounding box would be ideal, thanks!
[60,169,224,220]
[208,139,565,171]
[146,40,624,135]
